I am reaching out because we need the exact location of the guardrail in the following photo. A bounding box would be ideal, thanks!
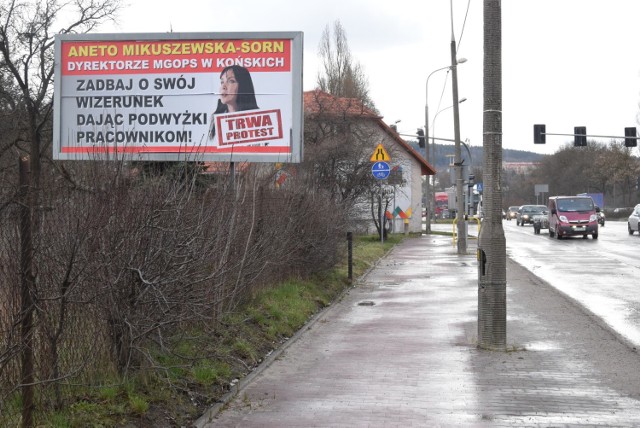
[452,216,481,246]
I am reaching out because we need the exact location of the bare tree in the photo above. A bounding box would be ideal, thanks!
[302,89,406,236]
[303,90,379,205]
[531,141,640,207]
[0,0,121,187]
[317,20,376,112]
[0,1,120,425]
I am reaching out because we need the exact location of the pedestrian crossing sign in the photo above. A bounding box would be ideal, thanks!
[370,144,391,162]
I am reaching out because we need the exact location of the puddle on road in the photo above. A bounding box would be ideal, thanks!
[432,260,476,267]
[380,282,401,288]
[523,341,560,351]
[368,281,401,288]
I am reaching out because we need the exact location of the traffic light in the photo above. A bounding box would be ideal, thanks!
[533,124,545,144]
[574,126,587,146]
[625,127,637,147]
[417,128,425,148]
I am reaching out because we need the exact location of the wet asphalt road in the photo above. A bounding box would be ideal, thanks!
[504,219,640,349]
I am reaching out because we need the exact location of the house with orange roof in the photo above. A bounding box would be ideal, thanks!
[304,89,435,234]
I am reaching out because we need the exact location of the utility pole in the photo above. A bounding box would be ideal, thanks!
[450,2,466,255]
[424,107,432,234]
[477,0,506,350]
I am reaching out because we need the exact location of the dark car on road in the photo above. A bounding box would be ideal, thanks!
[517,204,548,226]
[506,206,519,221]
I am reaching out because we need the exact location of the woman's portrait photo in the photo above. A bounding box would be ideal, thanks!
[208,65,259,140]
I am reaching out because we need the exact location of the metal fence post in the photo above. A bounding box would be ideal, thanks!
[347,232,353,282]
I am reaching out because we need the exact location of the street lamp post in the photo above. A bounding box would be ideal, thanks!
[431,98,467,220]
[432,98,467,136]
[424,59,466,233]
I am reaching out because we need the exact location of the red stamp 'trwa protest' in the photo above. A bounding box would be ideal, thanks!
[215,109,283,147]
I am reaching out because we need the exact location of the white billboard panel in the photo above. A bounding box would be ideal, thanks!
[53,32,303,163]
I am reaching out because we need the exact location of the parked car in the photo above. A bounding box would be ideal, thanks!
[516,205,547,226]
[506,206,519,221]
[628,204,640,234]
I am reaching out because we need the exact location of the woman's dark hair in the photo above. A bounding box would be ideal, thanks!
[214,65,259,114]
[209,65,259,139]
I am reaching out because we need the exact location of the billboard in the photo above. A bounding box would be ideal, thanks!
[53,32,303,163]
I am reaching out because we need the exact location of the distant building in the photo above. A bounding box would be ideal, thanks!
[502,162,540,174]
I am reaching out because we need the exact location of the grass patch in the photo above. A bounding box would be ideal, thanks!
[232,338,258,361]
[345,233,403,275]
[248,280,319,339]
[192,361,232,386]
[128,394,150,415]
[98,385,119,402]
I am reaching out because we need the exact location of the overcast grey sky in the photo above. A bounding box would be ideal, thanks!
[102,0,640,155]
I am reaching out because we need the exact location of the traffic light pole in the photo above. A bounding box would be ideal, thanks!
[533,125,639,147]
[542,131,638,139]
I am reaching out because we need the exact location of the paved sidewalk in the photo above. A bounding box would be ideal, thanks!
[197,233,640,427]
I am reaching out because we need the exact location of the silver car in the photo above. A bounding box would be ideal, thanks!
[628,204,640,234]
[533,211,550,234]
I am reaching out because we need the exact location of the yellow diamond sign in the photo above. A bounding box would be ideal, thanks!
[370,144,390,162]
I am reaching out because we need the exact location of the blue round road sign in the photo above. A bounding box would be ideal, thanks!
[372,161,390,179]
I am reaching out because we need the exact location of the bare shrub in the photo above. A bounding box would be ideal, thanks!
[0,156,347,421]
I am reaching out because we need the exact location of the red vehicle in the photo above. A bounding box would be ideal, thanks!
[435,192,448,218]
[548,195,599,240]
